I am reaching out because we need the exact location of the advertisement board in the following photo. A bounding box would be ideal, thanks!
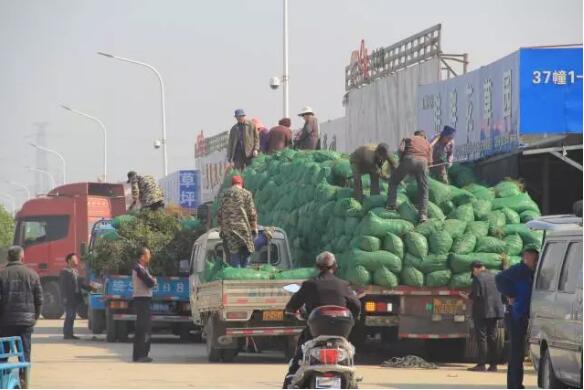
[159,170,201,211]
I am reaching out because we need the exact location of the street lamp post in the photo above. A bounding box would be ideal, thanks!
[27,167,56,191]
[283,0,289,118]
[29,143,66,185]
[97,51,168,176]
[61,105,108,181]
[0,193,16,216]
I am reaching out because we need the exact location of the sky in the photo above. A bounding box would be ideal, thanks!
[0,0,582,208]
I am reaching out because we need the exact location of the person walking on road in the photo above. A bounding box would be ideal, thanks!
[60,253,96,340]
[467,261,504,372]
[267,118,293,155]
[495,248,539,389]
[386,130,432,222]
[217,175,258,268]
[132,247,157,363]
[0,246,43,362]
[227,109,259,170]
[349,143,393,202]
[430,125,456,184]
[127,171,165,211]
[282,252,361,388]
[294,106,320,150]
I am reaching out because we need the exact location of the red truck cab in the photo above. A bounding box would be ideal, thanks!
[13,183,127,319]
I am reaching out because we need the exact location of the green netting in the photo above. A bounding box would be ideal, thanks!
[450,272,472,289]
[504,234,524,256]
[373,267,399,288]
[401,266,424,287]
[370,207,401,219]
[398,201,420,224]
[363,194,388,212]
[520,209,540,223]
[217,267,273,280]
[449,164,478,187]
[382,232,404,259]
[427,202,446,220]
[501,224,544,247]
[405,254,449,273]
[334,198,363,218]
[428,230,453,255]
[491,193,540,213]
[450,188,477,207]
[472,199,493,221]
[425,270,452,287]
[112,215,137,229]
[315,182,338,203]
[487,210,507,235]
[336,187,354,200]
[451,233,477,255]
[507,256,522,267]
[500,207,521,224]
[344,217,361,236]
[331,159,353,186]
[351,249,403,274]
[465,184,495,201]
[449,203,475,222]
[404,231,429,258]
[449,253,503,273]
[494,180,523,198]
[101,231,121,241]
[358,212,414,238]
[358,236,382,252]
[414,219,445,237]
[346,265,372,286]
[476,237,507,253]
[465,221,490,237]
[273,267,318,280]
[440,200,456,216]
[443,219,468,238]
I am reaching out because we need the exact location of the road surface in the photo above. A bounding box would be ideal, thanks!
[29,320,537,388]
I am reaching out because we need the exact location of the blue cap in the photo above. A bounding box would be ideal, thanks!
[441,125,456,137]
[234,109,246,117]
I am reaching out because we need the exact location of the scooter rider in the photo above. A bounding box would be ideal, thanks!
[282,251,361,388]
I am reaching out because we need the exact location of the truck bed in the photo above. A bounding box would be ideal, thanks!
[195,279,302,312]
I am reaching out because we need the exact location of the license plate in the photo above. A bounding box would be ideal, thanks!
[315,376,341,389]
[433,298,464,315]
[262,310,284,321]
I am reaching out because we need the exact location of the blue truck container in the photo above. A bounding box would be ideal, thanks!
[158,170,201,213]
[86,219,195,342]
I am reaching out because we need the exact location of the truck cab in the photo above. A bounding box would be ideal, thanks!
[13,183,126,319]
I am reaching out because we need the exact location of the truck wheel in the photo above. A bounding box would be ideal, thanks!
[106,308,117,342]
[89,309,105,334]
[41,280,64,319]
[380,327,398,344]
[205,316,221,362]
[77,302,88,320]
[540,348,562,388]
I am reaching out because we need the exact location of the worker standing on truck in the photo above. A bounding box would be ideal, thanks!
[132,247,157,363]
[349,143,393,202]
[217,175,258,268]
[294,106,320,150]
[430,125,456,184]
[60,253,96,340]
[467,261,504,372]
[0,246,43,362]
[227,109,259,170]
[386,130,432,223]
[127,171,165,211]
[282,252,361,388]
[495,248,539,389]
[267,118,293,155]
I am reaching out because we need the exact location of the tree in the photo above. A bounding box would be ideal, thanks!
[0,204,14,248]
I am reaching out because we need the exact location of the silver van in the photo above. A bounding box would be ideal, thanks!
[527,214,583,388]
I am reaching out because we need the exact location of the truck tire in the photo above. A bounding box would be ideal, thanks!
[89,309,105,334]
[205,316,221,362]
[540,348,562,388]
[41,280,64,319]
[106,308,117,342]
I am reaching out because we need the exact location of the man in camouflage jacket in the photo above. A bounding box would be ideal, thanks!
[217,175,258,268]
[127,171,165,211]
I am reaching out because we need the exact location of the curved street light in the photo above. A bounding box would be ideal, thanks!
[97,51,168,176]
[61,105,108,181]
[5,180,31,200]
[27,166,56,191]
[29,143,66,184]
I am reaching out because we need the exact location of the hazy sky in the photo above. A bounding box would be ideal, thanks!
[0,0,582,207]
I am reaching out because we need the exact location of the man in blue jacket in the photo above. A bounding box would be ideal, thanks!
[495,248,539,389]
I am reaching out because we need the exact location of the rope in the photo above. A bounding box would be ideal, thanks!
[380,355,438,369]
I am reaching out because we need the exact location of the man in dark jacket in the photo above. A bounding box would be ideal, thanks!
[495,248,539,389]
[349,143,392,202]
[282,251,361,388]
[468,261,504,372]
[132,247,157,363]
[0,246,43,362]
[227,109,259,170]
[60,253,95,340]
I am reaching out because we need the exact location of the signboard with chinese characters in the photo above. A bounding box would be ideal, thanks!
[178,170,201,210]
[519,47,583,133]
[417,51,520,162]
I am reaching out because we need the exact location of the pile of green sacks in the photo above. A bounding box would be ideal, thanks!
[202,261,318,282]
[211,149,543,289]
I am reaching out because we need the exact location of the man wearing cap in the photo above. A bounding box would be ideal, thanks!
[386,130,433,223]
[227,109,259,170]
[467,261,504,372]
[127,171,165,211]
[267,118,293,155]
[495,248,539,389]
[282,251,361,388]
[217,175,258,268]
[349,143,394,202]
[294,106,320,150]
[430,125,456,183]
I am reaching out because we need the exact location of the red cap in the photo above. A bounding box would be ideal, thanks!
[231,175,244,186]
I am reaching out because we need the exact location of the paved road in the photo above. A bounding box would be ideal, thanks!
[29,320,537,388]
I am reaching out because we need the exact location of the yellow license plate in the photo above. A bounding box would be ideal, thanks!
[433,298,464,315]
[262,310,284,321]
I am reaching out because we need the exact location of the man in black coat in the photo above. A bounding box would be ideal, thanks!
[468,261,505,372]
[282,251,361,388]
[0,246,43,362]
[60,253,95,340]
